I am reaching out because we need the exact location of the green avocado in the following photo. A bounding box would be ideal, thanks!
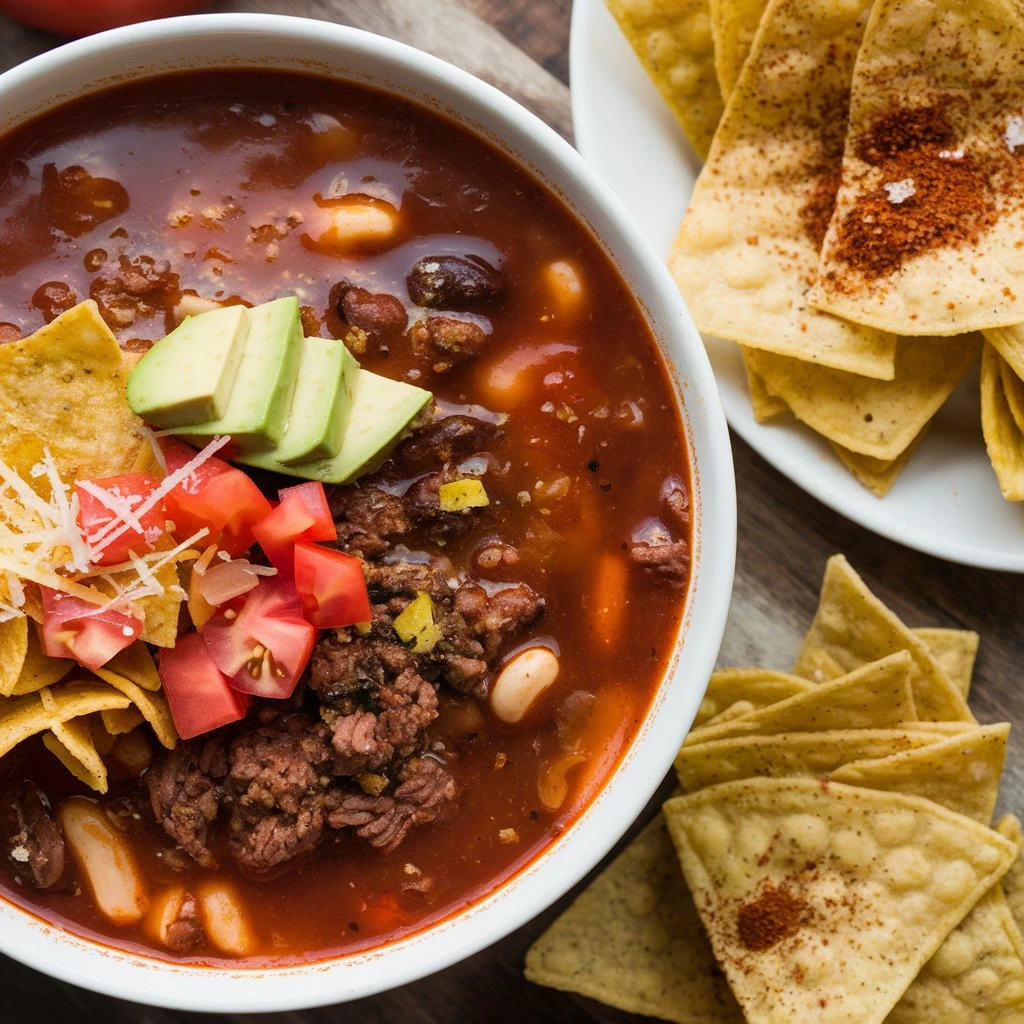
[238,368,432,484]
[126,304,248,427]
[179,296,303,453]
[274,337,359,466]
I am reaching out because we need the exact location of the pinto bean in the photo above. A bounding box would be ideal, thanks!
[407,254,503,309]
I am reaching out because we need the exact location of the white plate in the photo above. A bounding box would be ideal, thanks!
[570,0,1024,572]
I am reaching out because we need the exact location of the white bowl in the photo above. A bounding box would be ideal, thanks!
[0,13,736,1012]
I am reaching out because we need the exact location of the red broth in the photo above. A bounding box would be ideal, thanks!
[0,70,691,963]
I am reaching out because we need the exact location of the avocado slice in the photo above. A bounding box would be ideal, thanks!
[238,368,432,484]
[180,296,303,453]
[126,304,248,427]
[274,337,359,465]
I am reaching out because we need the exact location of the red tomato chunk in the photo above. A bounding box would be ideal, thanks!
[39,587,142,670]
[75,473,165,566]
[158,631,249,740]
[293,542,370,628]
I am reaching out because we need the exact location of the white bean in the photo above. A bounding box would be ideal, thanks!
[490,647,560,724]
[198,880,256,957]
[173,293,224,324]
[59,798,148,925]
[318,201,397,251]
[544,259,584,310]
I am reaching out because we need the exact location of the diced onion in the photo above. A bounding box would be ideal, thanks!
[195,559,261,606]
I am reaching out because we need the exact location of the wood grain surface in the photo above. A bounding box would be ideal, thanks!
[1,2,1022,1022]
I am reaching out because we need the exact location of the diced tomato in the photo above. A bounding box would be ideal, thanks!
[75,473,166,566]
[39,587,142,670]
[293,542,371,628]
[200,577,316,699]
[251,481,336,576]
[160,438,272,556]
[158,631,249,740]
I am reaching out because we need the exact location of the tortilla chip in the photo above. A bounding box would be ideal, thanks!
[810,0,1024,334]
[694,699,759,731]
[100,706,145,736]
[525,812,744,1022]
[669,0,898,377]
[741,349,789,422]
[135,561,185,647]
[708,0,768,97]
[0,301,147,484]
[887,886,1024,1023]
[101,641,161,692]
[981,342,1024,501]
[44,716,110,793]
[0,615,29,697]
[9,623,73,696]
[744,335,981,461]
[987,322,1024,383]
[999,351,1024,436]
[92,663,177,749]
[676,728,950,793]
[694,668,814,728]
[997,815,1024,936]
[830,425,930,497]
[794,555,973,722]
[829,724,1009,824]
[0,682,130,759]
[663,778,1016,1024]
[683,651,916,746]
[913,627,979,700]
[606,0,724,159]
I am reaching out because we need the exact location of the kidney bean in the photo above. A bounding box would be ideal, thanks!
[331,281,407,334]
[406,254,503,309]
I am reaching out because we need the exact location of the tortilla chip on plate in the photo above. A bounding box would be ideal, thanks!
[810,0,1024,334]
[663,778,1017,1024]
[669,0,898,378]
[830,425,930,498]
[606,0,724,159]
[743,334,981,462]
[0,300,147,484]
[980,342,1024,501]
[9,623,73,696]
[886,886,1024,1023]
[684,651,917,746]
[0,615,29,697]
[525,812,744,1022]
[693,668,814,728]
[829,724,1009,824]
[794,555,973,722]
[997,815,1024,936]
[912,627,979,700]
[676,728,951,793]
[708,0,768,97]
[999,353,1024,436]
[741,349,789,422]
[987,323,1024,383]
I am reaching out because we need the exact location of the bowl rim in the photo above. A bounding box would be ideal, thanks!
[0,11,737,1011]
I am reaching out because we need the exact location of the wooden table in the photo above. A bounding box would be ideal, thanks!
[1,2,1022,1021]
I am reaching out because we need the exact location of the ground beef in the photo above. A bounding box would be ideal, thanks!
[408,315,489,372]
[0,781,64,889]
[454,582,545,660]
[327,756,456,852]
[224,713,335,874]
[90,253,180,329]
[327,667,439,775]
[146,742,226,869]
[397,414,503,469]
[329,485,412,557]
[165,892,203,953]
[629,539,690,584]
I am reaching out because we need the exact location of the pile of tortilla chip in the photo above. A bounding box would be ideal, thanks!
[607,0,1024,498]
[526,554,1024,1023]
[0,300,187,789]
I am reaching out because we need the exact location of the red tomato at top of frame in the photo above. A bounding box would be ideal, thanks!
[0,0,209,37]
